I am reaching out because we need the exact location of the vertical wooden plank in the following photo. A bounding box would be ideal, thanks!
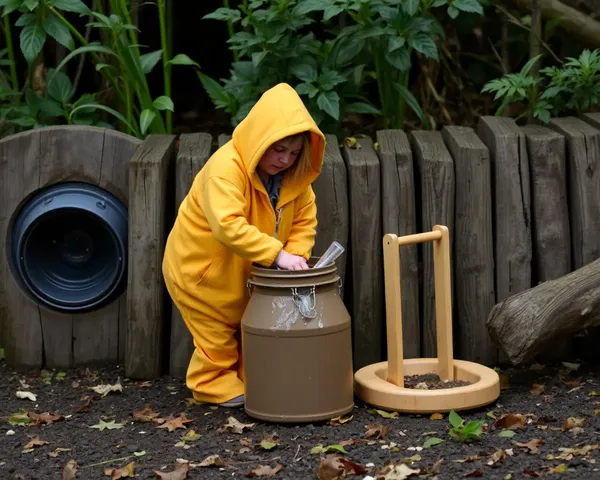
[522,125,571,281]
[442,126,496,365]
[550,117,600,269]
[476,116,532,303]
[98,129,141,200]
[342,138,384,371]
[97,130,141,365]
[409,131,455,359]
[375,130,420,359]
[0,129,44,369]
[126,134,177,379]
[169,133,213,378]
[312,134,349,296]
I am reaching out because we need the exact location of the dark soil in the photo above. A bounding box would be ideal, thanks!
[2,360,600,479]
[403,374,471,390]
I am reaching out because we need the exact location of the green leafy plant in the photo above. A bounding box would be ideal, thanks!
[1,0,194,137]
[481,54,550,123]
[200,0,484,131]
[196,0,379,134]
[540,49,600,116]
[448,410,485,443]
[1,68,122,130]
[482,49,600,123]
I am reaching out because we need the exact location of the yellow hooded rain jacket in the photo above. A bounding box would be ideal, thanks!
[162,83,326,403]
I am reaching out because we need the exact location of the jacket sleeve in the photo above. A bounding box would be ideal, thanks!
[284,185,318,260]
[201,175,283,266]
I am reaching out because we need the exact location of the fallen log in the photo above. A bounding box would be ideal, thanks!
[486,257,600,365]
[513,0,600,49]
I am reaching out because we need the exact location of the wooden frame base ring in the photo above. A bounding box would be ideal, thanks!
[354,358,500,414]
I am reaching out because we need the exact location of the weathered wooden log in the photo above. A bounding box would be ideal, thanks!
[513,0,600,49]
[486,256,600,365]
[376,130,420,358]
[312,134,349,297]
[442,126,497,365]
[126,134,177,379]
[169,133,213,378]
[342,138,384,370]
[409,130,455,358]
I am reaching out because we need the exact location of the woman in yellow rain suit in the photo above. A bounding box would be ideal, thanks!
[162,83,326,407]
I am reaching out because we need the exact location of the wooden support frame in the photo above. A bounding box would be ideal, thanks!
[383,225,454,387]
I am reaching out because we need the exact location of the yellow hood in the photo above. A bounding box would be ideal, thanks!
[232,83,326,202]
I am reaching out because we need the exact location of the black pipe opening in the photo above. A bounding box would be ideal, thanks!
[9,182,128,313]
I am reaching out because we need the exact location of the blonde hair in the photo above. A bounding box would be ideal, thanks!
[286,132,312,181]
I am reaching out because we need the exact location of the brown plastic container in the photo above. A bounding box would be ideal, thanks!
[241,259,354,423]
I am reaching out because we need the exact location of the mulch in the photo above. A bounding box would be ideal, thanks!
[1,358,600,479]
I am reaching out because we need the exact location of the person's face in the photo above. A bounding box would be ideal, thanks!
[258,136,304,176]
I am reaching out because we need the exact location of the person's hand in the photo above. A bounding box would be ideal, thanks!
[274,250,309,270]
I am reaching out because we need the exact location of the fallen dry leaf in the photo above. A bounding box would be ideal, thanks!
[330,414,353,425]
[154,461,189,480]
[74,396,92,413]
[49,447,72,458]
[16,391,37,402]
[89,419,125,431]
[422,458,443,475]
[368,408,398,419]
[365,423,389,439]
[559,376,580,388]
[104,462,135,479]
[338,438,356,447]
[495,413,526,430]
[23,435,49,453]
[430,413,444,420]
[524,468,541,477]
[513,438,543,454]
[486,449,506,466]
[374,461,419,479]
[90,379,123,397]
[219,416,256,434]
[553,444,600,459]
[464,470,483,477]
[247,463,283,478]
[154,413,193,432]
[28,411,64,425]
[531,384,545,395]
[562,362,580,371]
[196,454,226,467]
[62,459,78,480]
[548,463,568,474]
[259,433,280,450]
[132,404,161,422]
[562,417,585,431]
[454,455,479,463]
[317,455,367,479]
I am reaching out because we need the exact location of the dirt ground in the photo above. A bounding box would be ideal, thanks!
[2,358,600,479]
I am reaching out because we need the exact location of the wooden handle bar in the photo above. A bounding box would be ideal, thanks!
[385,230,442,247]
